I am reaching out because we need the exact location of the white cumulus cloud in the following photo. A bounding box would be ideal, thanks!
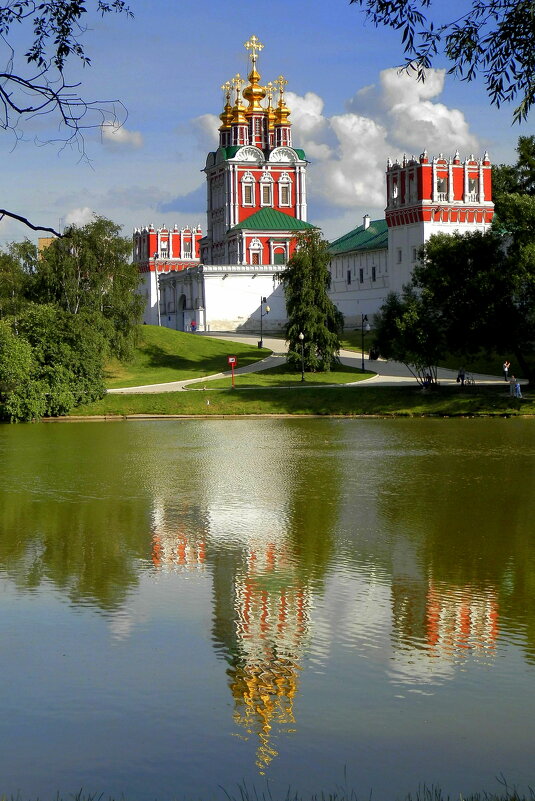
[101,122,144,149]
[285,67,480,221]
[64,207,94,227]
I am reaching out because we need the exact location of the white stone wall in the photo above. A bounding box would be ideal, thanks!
[159,265,287,334]
[387,217,494,295]
[138,272,159,326]
[328,248,389,325]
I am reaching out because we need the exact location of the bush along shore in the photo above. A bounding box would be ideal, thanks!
[64,384,534,420]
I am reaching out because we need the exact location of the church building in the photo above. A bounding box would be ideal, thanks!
[134,36,495,333]
[138,35,314,333]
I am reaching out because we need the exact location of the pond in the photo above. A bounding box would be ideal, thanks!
[0,418,534,801]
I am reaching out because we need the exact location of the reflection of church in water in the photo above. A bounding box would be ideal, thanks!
[149,497,311,774]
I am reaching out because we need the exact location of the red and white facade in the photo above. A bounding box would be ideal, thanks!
[154,35,312,332]
[134,223,202,325]
[385,150,494,293]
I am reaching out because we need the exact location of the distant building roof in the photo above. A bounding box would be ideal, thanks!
[230,208,315,232]
[329,219,388,255]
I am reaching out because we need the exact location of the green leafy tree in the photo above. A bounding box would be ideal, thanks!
[493,135,535,217]
[281,230,344,372]
[29,215,144,360]
[0,319,46,422]
[349,0,535,122]
[373,287,445,385]
[16,304,107,409]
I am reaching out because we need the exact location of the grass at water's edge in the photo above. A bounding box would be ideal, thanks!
[66,385,534,419]
[1,785,533,801]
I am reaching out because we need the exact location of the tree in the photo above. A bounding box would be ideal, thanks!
[373,286,445,385]
[349,0,535,122]
[28,215,144,359]
[280,230,344,372]
[493,136,535,212]
[374,191,535,384]
[0,319,46,421]
[0,0,132,235]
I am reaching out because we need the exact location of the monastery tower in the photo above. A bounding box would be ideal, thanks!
[202,34,310,267]
[386,150,494,293]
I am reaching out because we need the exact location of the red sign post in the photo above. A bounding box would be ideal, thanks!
[227,356,237,388]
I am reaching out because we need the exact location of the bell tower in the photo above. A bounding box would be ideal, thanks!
[386,150,494,293]
[201,34,310,267]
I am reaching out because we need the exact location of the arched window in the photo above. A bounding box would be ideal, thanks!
[249,237,263,265]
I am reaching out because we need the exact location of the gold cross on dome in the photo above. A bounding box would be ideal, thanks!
[244,34,264,66]
[265,81,274,103]
[232,73,245,99]
[221,80,232,100]
[275,74,288,98]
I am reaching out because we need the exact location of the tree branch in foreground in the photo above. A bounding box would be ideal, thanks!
[0,209,63,237]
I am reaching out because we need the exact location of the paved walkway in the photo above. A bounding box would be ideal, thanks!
[108,332,509,394]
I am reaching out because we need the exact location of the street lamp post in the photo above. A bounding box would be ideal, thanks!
[298,331,305,382]
[361,314,371,372]
[259,296,270,348]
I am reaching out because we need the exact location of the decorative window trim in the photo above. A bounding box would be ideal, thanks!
[278,172,292,207]
[241,171,255,206]
[249,237,263,265]
[260,171,274,207]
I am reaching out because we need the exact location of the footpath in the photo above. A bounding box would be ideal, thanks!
[108,333,508,395]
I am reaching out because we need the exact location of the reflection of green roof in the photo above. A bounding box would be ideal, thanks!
[329,219,388,254]
[231,208,315,231]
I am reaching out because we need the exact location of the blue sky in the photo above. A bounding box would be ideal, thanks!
[0,0,529,247]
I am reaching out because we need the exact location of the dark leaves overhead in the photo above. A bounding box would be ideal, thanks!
[350,0,534,122]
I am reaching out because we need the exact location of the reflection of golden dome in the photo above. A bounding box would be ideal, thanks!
[230,656,299,774]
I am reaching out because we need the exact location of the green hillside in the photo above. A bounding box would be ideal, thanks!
[105,325,271,388]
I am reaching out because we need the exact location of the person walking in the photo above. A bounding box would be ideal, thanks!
[457,367,466,386]
[509,375,516,396]
[503,360,511,381]
[515,378,523,399]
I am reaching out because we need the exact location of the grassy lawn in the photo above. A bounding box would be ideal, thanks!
[340,329,375,353]
[69,384,534,418]
[105,325,271,388]
[190,362,374,389]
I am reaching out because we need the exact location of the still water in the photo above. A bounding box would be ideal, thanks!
[1,419,534,800]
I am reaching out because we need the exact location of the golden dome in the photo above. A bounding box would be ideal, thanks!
[231,73,247,125]
[219,81,233,130]
[243,67,267,115]
[274,75,291,127]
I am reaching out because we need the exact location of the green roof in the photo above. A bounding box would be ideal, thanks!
[329,219,388,255]
[230,208,315,232]
[222,145,241,159]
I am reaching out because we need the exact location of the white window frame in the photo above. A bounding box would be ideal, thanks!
[278,173,292,207]
[249,237,263,265]
[260,172,274,207]
[241,171,255,207]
